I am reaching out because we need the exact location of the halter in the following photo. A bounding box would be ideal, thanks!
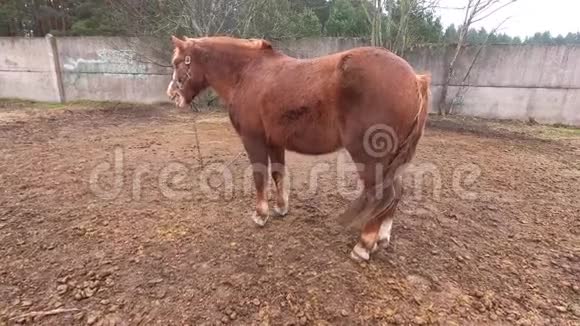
[172,55,192,90]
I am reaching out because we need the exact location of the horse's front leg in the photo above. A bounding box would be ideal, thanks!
[242,136,270,226]
[268,145,289,217]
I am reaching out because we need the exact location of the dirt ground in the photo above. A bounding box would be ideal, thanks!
[0,102,579,325]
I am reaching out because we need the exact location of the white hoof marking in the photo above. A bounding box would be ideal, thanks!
[273,193,289,217]
[350,243,370,262]
[378,219,393,244]
[273,205,288,217]
[251,211,269,227]
[378,239,390,249]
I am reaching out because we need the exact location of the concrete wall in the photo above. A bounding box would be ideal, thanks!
[57,37,172,103]
[1,36,579,125]
[272,37,368,58]
[0,37,60,102]
[406,44,580,125]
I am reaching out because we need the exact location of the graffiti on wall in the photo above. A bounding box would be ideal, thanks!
[63,49,149,77]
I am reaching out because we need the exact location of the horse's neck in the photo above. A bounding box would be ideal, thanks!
[204,46,258,103]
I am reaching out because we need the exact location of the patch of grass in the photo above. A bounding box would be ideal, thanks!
[0,98,62,109]
[427,113,580,141]
[0,98,170,111]
[542,125,580,138]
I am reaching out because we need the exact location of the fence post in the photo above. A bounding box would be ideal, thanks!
[46,34,65,103]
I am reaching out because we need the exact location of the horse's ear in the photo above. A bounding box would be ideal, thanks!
[260,40,272,50]
[171,35,185,50]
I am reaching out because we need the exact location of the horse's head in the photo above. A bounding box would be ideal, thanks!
[167,36,209,108]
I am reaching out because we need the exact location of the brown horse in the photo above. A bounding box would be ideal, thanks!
[167,36,430,261]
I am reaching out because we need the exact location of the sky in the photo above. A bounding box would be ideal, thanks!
[437,0,580,38]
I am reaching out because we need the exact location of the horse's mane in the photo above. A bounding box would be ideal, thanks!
[193,36,273,51]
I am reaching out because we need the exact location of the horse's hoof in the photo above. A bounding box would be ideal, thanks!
[251,211,269,227]
[350,243,370,262]
[377,239,390,250]
[273,205,288,217]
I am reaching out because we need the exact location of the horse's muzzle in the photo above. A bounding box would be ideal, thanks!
[166,80,176,97]
[166,81,186,108]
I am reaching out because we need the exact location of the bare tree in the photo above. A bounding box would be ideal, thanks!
[360,0,383,47]
[104,0,273,68]
[106,0,291,107]
[363,0,440,55]
[111,0,319,39]
[109,0,247,37]
[448,17,509,114]
[437,0,516,115]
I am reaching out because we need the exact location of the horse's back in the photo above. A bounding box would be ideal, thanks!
[232,47,422,154]
[333,47,422,136]
[234,53,345,154]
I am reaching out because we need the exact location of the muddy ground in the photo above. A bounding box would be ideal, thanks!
[0,102,579,325]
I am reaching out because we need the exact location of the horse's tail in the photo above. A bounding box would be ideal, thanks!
[373,73,431,200]
[415,74,431,138]
[338,74,431,228]
[389,73,431,177]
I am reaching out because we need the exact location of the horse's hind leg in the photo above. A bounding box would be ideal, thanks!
[268,145,289,217]
[242,136,270,226]
[351,176,403,261]
[377,175,402,249]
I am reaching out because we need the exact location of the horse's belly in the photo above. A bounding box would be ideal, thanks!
[281,130,342,155]
[262,94,343,155]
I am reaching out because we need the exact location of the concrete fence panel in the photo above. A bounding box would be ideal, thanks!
[0,37,61,102]
[0,36,579,126]
[57,37,172,103]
